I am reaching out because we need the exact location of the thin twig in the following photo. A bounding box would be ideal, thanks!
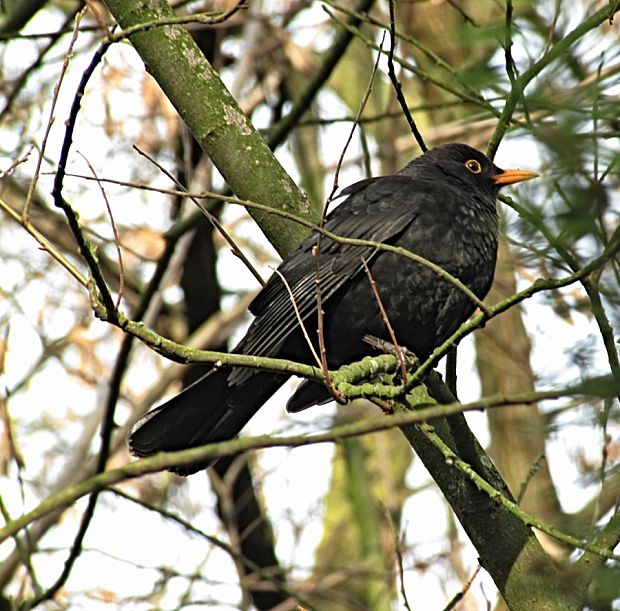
[272,268,321,369]
[386,0,426,152]
[313,30,387,404]
[0,196,87,287]
[103,2,249,44]
[107,487,308,605]
[361,257,408,382]
[504,1,517,84]
[0,496,41,598]
[502,194,620,402]
[267,0,376,150]
[418,421,620,561]
[0,6,82,122]
[323,0,491,112]
[87,228,618,385]
[384,506,412,611]
[322,35,385,209]
[312,244,339,402]
[85,0,115,39]
[443,564,482,611]
[516,452,545,505]
[488,2,620,157]
[52,33,117,319]
[133,145,265,287]
[77,152,125,308]
[24,8,86,221]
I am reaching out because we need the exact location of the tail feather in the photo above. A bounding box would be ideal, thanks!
[129,367,288,474]
[286,379,332,413]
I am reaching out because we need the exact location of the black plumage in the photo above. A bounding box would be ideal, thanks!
[129,143,537,474]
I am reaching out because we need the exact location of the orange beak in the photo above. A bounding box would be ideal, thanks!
[494,168,539,186]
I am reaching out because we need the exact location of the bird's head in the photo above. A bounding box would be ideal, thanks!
[415,142,538,200]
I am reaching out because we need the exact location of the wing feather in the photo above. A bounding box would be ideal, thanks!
[233,176,433,365]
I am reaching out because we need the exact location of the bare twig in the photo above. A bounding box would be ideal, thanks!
[107,486,307,605]
[76,228,618,387]
[384,506,412,611]
[0,197,88,287]
[77,152,125,308]
[517,452,546,505]
[361,257,408,383]
[272,268,321,369]
[444,564,482,611]
[107,0,248,42]
[386,0,426,152]
[0,7,82,122]
[488,2,620,157]
[133,145,265,288]
[267,0,377,150]
[24,8,86,221]
[51,31,117,319]
[311,245,341,403]
[313,30,386,404]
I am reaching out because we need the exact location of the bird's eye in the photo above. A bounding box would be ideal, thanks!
[465,159,482,174]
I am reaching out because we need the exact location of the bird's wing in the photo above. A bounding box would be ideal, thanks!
[234,175,432,362]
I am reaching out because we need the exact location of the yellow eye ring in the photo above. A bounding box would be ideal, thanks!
[465,159,482,174]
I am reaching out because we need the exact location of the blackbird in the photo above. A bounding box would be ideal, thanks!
[129,143,537,474]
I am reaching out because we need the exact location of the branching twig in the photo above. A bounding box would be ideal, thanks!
[106,0,248,42]
[403,231,620,390]
[324,6,493,113]
[417,420,620,560]
[313,28,386,404]
[0,196,87,287]
[384,507,412,611]
[502,194,620,402]
[72,225,618,389]
[107,487,310,606]
[323,0,488,107]
[267,0,376,150]
[51,34,117,320]
[0,6,82,122]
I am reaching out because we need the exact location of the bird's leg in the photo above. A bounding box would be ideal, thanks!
[363,334,419,385]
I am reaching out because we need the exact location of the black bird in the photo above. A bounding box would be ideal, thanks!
[129,143,537,474]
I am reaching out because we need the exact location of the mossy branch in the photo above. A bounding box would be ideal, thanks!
[1,369,617,549]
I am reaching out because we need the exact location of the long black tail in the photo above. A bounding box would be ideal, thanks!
[129,367,288,475]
